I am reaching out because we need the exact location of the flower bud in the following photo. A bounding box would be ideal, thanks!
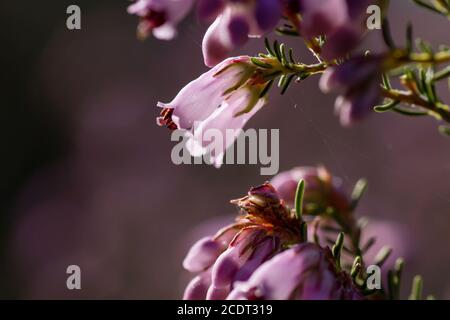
[270,166,351,213]
[127,0,194,40]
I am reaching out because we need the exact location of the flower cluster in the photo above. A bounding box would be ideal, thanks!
[183,183,303,299]
[125,0,446,301]
[182,166,417,300]
[129,0,450,136]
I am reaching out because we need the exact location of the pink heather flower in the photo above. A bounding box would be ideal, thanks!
[183,228,281,300]
[127,0,194,40]
[183,183,304,300]
[227,243,364,300]
[270,166,351,214]
[297,0,378,61]
[298,0,349,38]
[320,54,384,126]
[157,56,269,168]
[200,0,282,67]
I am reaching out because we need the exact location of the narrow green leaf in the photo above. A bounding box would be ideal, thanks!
[388,270,396,300]
[350,178,368,210]
[424,68,437,103]
[250,57,273,69]
[278,74,287,88]
[392,258,405,300]
[382,19,396,49]
[362,237,376,254]
[409,275,423,300]
[393,106,428,116]
[264,38,275,56]
[374,245,392,267]
[300,222,308,243]
[281,74,296,95]
[294,179,305,221]
[406,23,413,53]
[411,0,445,14]
[374,100,400,113]
[351,256,362,279]
[275,27,300,37]
[273,40,282,62]
[288,48,295,64]
[279,43,289,68]
[382,73,392,89]
[259,79,274,98]
[416,38,433,55]
[433,65,450,81]
[395,258,405,275]
[332,232,345,268]
[262,70,283,80]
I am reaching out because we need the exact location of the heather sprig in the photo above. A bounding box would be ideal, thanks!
[127,1,450,136]
[125,0,443,300]
[182,167,430,300]
[375,18,450,136]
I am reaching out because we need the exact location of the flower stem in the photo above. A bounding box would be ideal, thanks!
[392,49,450,65]
[381,87,450,123]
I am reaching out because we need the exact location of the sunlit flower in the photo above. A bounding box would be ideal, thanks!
[127,0,194,40]
[157,56,270,167]
[183,183,303,300]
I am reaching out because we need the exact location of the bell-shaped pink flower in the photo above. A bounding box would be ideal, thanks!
[127,0,194,40]
[157,56,269,168]
[201,0,282,67]
[320,54,384,126]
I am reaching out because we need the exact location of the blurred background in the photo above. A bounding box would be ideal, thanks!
[1,0,449,299]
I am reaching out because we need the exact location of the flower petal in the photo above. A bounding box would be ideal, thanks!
[183,236,225,272]
[183,271,212,300]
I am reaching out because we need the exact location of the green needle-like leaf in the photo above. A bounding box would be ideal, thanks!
[332,232,345,268]
[294,179,305,221]
[374,100,400,113]
[264,38,275,56]
[409,275,423,300]
[350,179,368,210]
[374,246,393,267]
[393,106,429,116]
[250,57,273,69]
[406,23,413,53]
[351,256,362,279]
[382,19,396,49]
